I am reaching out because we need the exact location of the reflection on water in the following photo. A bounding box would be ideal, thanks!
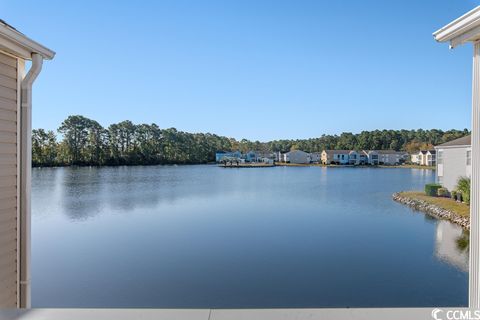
[435,221,469,272]
[456,232,470,252]
[31,165,468,308]
[35,166,234,221]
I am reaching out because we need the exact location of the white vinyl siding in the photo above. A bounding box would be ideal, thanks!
[287,150,310,164]
[0,51,18,308]
[436,146,471,191]
[437,164,444,177]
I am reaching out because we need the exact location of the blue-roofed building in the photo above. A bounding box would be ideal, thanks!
[215,151,242,162]
[244,151,257,162]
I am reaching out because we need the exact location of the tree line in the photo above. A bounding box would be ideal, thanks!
[32,115,470,167]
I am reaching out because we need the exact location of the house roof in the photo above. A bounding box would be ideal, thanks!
[323,149,409,155]
[0,19,55,60]
[420,150,436,154]
[433,6,480,48]
[257,151,273,157]
[435,135,471,148]
[288,150,308,155]
[323,150,351,155]
[0,19,17,32]
[376,150,408,155]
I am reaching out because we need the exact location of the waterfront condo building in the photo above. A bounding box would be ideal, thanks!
[321,150,350,165]
[419,150,436,166]
[376,150,409,165]
[411,153,421,164]
[435,135,471,191]
[285,150,311,164]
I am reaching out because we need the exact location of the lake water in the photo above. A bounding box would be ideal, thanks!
[31,165,468,308]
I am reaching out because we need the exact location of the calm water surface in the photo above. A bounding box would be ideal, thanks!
[31,165,468,307]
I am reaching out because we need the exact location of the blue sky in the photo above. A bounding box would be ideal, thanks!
[2,0,479,141]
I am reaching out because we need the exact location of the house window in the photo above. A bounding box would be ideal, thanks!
[437,151,443,165]
[467,150,472,166]
[438,176,443,184]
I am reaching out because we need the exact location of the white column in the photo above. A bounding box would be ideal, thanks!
[470,41,480,308]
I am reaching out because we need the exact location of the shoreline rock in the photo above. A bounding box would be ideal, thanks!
[392,192,470,230]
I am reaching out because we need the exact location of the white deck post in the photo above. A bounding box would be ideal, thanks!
[432,5,480,308]
[471,41,480,308]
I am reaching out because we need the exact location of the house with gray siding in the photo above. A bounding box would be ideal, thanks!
[364,150,379,165]
[358,151,369,165]
[376,150,409,165]
[286,150,311,164]
[310,152,321,163]
[435,135,471,191]
[348,150,359,165]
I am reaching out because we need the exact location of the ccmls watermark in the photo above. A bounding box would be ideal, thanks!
[432,308,480,320]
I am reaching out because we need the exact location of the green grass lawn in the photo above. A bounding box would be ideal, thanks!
[398,191,470,218]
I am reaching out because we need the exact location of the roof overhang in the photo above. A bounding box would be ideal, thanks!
[0,20,54,60]
[434,144,471,149]
[433,6,480,48]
